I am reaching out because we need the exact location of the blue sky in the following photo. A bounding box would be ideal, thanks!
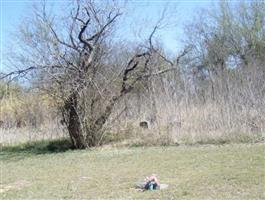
[0,0,215,72]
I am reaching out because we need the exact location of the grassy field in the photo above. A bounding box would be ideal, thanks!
[1,140,264,199]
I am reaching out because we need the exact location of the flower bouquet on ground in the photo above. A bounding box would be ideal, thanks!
[135,174,168,191]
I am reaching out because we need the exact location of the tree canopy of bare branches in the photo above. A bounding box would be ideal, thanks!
[1,0,187,148]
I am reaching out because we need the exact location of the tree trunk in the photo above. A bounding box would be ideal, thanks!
[62,92,120,148]
[63,92,86,149]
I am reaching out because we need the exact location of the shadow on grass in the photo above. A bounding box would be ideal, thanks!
[0,138,74,161]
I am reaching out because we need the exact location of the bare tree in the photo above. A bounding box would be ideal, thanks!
[1,0,180,148]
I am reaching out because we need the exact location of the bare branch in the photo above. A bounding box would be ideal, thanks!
[87,12,121,44]
[49,24,77,51]
[121,52,150,93]
[78,12,93,52]
[36,5,78,52]
[176,45,192,64]
[69,3,81,49]
[149,25,159,50]
[0,67,37,80]
[0,64,61,80]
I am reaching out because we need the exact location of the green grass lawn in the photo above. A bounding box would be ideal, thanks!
[1,141,264,199]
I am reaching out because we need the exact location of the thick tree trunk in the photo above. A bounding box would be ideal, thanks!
[85,96,119,147]
[63,92,86,149]
[63,93,120,148]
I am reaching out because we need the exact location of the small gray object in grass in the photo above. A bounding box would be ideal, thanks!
[135,181,146,189]
[159,184,169,190]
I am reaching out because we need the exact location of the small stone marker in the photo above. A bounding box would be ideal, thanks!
[139,121,149,129]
